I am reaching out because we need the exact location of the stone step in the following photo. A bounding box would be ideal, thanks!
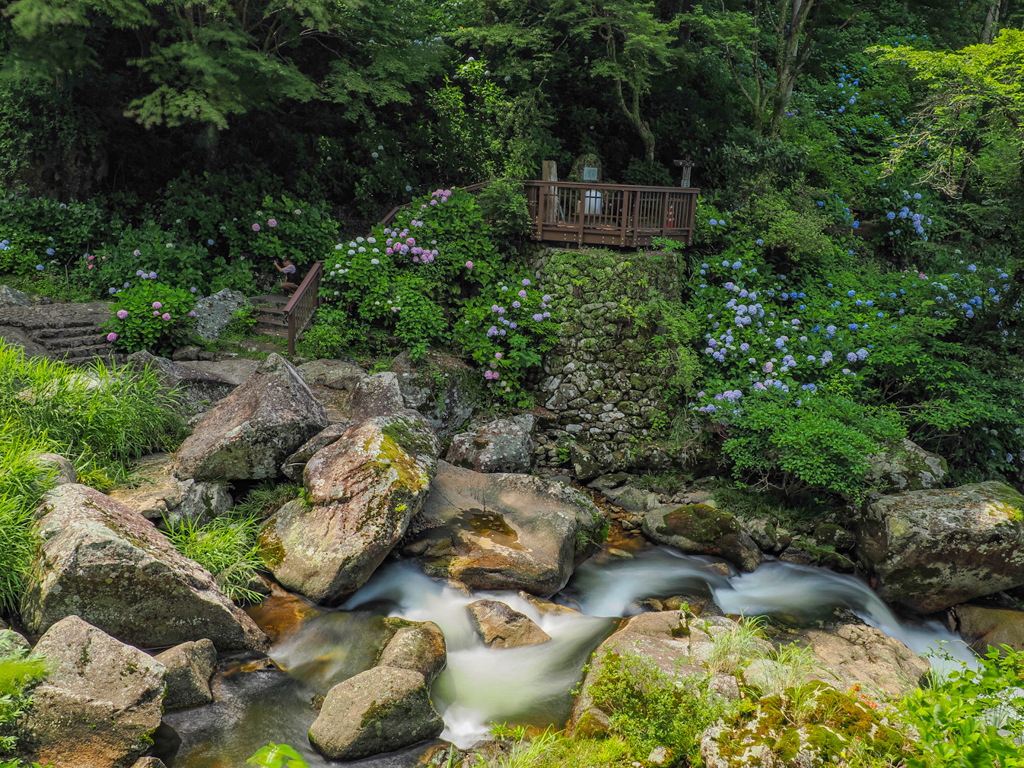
[252,294,290,308]
[58,343,115,361]
[255,321,289,337]
[33,326,107,343]
[24,320,102,336]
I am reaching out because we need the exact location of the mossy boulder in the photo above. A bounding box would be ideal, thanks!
[868,438,948,493]
[857,481,1024,612]
[376,618,447,684]
[173,353,329,481]
[401,460,609,594]
[22,484,268,651]
[642,503,762,571]
[260,415,438,604]
[18,616,167,768]
[699,681,908,767]
[308,666,443,761]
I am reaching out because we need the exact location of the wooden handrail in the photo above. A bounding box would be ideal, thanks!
[284,261,323,356]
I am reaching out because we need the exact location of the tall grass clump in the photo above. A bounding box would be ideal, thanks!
[0,342,185,467]
[0,639,47,760]
[164,510,265,603]
[0,425,57,612]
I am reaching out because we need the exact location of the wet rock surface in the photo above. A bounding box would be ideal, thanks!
[467,599,551,648]
[401,460,609,594]
[642,503,763,572]
[155,638,218,711]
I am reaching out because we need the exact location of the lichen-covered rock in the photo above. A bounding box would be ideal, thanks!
[743,517,788,555]
[173,353,328,480]
[376,619,447,683]
[127,350,236,412]
[0,284,31,307]
[22,484,268,651]
[155,638,217,711]
[110,453,232,525]
[446,415,535,474]
[602,484,662,514]
[260,415,437,603]
[466,599,551,648]
[280,421,354,482]
[392,349,478,441]
[349,371,409,419]
[402,461,609,594]
[949,604,1024,653]
[699,681,908,768]
[18,616,166,768]
[868,438,948,493]
[642,503,763,572]
[779,543,856,573]
[192,289,249,341]
[308,666,444,761]
[857,481,1024,612]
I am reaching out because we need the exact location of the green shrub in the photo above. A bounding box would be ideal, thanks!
[164,510,265,603]
[104,282,197,355]
[0,191,111,275]
[720,388,904,501]
[86,220,255,298]
[0,643,48,759]
[476,179,532,244]
[227,194,339,269]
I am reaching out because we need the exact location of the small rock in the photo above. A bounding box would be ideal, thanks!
[0,284,32,307]
[446,415,536,474]
[642,504,762,572]
[467,600,551,649]
[32,453,77,486]
[376,619,447,683]
[647,746,672,766]
[297,359,367,390]
[155,639,217,711]
[308,667,443,761]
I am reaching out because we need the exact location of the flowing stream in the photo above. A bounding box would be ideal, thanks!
[161,547,974,767]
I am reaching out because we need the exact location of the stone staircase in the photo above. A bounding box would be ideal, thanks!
[0,302,120,363]
[251,294,291,340]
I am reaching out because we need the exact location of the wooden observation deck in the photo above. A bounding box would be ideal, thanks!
[523,181,699,248]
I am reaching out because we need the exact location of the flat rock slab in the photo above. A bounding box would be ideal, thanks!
[857,481,1024,612]
[22,484,267,651]
[401,461,608,595]
[19,616,166,768]
[174,353,328,481]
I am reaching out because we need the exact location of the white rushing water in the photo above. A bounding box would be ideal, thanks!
[343,548,976,747]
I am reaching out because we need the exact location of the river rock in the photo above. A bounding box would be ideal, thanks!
[18,616,166,768]
[308,666,444,761]
[155,638,217,711]
[949,604,1024,652]
[392,349,477,441]
[192,289,249,341]
[174,353,328,481]
[466,600,551,648]
[261,415,437,603]
[22,484,268,651]
[602,484,662,514]
[297,359,367,390]
[376,619,447,683]
[280,421,355,482]
[857,481,1024,612]
[402,461,609,595]
[868,438,948,493]
[446,415,535,474]
[642,503,762,572]
[110,453,232,525]
[127,350,236,412]
[0,627,30,655]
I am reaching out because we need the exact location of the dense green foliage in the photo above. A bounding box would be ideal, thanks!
[0,640,47,761]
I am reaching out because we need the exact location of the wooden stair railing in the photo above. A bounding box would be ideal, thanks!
[283,261,323,356]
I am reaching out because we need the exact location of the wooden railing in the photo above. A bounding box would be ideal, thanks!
[284,261,323,356]
[524,181,699,248]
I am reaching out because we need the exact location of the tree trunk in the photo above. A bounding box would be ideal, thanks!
[767,0,817,136]
[982,0,1003,44]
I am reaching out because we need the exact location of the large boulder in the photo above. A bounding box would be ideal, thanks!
[642,503,763,572]
[192,289,249,341]
[22,484,268,651]
[402,461,609,595]
[127,350,236,412]
[173,353,329,481]
[154,638,217,711]
[18,616,166,768]
[949,604,1024,653]
[348,371,409,419]
[446,415,535,474]
[467,599,551,649]
[857,481,1024,612]
[308,666,444,761]
[260,415,438,603]
[280,421,355,482]
[868,438,948,493]
[110,453,232,526]
[392,350,478,440]
[376,619,447,684]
